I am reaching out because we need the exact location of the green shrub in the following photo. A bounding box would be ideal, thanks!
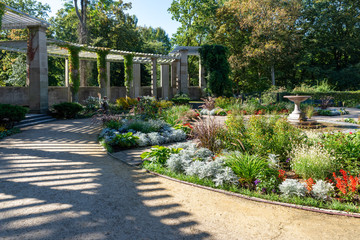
[108,132,139,149]
[172,94,190,105]
[224,152,270,187]
[161,105,191,126]
[322,131,360,175]
[290,144,337,179]
[105,120,123,130]
[140,145,182,165]
[246,116,303,162]
[52,102,83,119]
[0,104,28,129]
[126,120,160,133]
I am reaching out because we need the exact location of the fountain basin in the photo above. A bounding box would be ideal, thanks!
[284,95,311,123]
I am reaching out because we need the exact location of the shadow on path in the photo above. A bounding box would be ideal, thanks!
[0,119,210,239]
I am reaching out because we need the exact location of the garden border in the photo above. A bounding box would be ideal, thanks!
[105,145,360,219]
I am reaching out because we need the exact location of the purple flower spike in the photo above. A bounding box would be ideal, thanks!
[254,179,261,185]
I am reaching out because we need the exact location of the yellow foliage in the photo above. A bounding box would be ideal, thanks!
[156,100,173,109]
[115,97,138,109]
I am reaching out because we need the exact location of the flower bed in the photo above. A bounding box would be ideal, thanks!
[139,114,360,213]
[99,119,187,152]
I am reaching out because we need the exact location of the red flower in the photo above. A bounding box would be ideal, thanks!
[349,132,353,134]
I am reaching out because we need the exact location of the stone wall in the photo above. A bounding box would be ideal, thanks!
[0,87,29,106]
[0,85,204,107]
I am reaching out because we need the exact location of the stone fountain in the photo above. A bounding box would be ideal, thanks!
[283,95,314,125]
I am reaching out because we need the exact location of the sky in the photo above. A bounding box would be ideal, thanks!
[38,0,181,38]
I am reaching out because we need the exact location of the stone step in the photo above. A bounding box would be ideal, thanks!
[15,114,56,128]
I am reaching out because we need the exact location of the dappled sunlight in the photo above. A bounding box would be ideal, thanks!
[0,119,210,239]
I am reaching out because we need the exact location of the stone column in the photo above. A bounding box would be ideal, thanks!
[106,61,111,100]
[179,49,189,95]
[133,63,141,98]
[199,57,206,90]
[151,58,157,98]
[161,64,170,100]
[27,26,48,113]
[65,58,71,102]
[171,60,178,97]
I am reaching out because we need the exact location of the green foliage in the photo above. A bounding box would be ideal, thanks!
[51,102,83,119]
[0,104,28,129]
[161,105,192,126]
[96,49,109,88]
[5,54,26,86]
[138,26,171,54]
[0,2,6,29]
[68,46,81,98]
[199,45,231,96]
[125,120,161,134]
[171,93,190,105]
[224,152,270,187]
[108,132,139,150]
[133,96,159,119]
[322,131,360,175]
[123,54,133,96]
[104,120,123,130]
[246,116,303,161]
[141,145,182,165]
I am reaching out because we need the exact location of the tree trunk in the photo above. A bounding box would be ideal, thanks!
[271,64,276,86]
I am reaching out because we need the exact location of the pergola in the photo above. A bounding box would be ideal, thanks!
[0,5,205,113]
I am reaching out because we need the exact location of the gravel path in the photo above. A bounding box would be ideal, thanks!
[0,119,360,240]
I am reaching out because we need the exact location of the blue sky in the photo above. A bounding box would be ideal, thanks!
[38,0,180,38]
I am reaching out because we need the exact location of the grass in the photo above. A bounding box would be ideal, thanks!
[143,162,360,214]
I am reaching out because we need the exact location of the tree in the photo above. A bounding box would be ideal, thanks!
[298,0,360,90]
[138,26,171,54]
[214,0,302,92]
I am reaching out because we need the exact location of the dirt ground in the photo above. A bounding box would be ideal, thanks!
[0,118,359,240]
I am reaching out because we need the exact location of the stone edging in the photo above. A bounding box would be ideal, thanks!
[106,147,360,219]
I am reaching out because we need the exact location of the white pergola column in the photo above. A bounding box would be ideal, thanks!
[151,58,157,98]
[199,57,206,90]
[179,49,189,95]
[133,63,141,98]
[161,64,170,100]
[27,26,48,113]
[106,61,111,99]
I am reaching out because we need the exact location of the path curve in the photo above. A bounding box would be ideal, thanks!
[0,119,359,240]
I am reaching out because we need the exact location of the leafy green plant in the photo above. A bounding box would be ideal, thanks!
[224,152,270,188]
[0,127,20,139]
[304,105,314,119]
[51,102,83,119]
[161,105,191,126]
[109,132,139,149]
[105,120,123,130]
[141,145,182,165]
[0,104,28,129]
[322,131,360,174]
[172,93,191,105]
[133,96,159,119]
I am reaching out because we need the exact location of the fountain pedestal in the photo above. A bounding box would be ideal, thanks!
[283,95,311,124]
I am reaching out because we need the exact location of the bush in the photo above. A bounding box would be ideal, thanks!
[322,131,360,174]
[246,116,303,161]
[141,145,182,165]
[290,144,337,179]
[115,97,138,110]
[279,179,308,197]
[0,104,28,129]
[161,105,192,126]
[224,152,270,187]
[52,102,83,119]
[172,94,190,105]
[311,180,333,200]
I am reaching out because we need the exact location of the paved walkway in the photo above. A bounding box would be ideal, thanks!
[1,119,360,240]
